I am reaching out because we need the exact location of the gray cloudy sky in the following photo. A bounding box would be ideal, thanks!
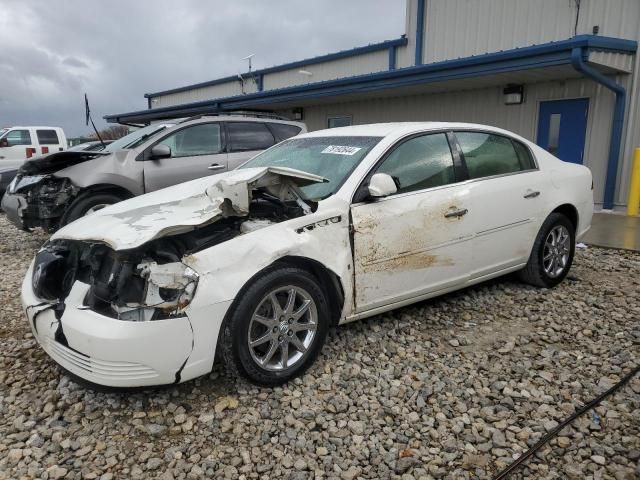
[0,1,405,137]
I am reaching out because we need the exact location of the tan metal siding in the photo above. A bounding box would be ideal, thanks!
[301,77,617,205]
[578,0,640,41]
[588,51,634,73]
[423,0,639,64]
[152,81,257,108]
[618,55,640,206]
[423,0,575,63]
[262,50,389,90]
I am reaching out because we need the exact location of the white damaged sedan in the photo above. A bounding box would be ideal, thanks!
[22,123,593,387]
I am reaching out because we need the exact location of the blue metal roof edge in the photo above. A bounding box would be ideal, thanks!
[107,35,636,122]
[143,36,409,99]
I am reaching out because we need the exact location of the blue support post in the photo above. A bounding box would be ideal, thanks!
[415,0,425,65]
[571,47,626,209]
[388,46,397,70]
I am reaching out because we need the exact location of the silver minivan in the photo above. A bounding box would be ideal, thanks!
[1,114,306,232]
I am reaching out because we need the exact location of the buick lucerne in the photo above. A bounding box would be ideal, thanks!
[22,123,593,387]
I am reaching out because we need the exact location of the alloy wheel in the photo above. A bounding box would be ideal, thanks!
[247,285,317,371]
[543,225,571,278]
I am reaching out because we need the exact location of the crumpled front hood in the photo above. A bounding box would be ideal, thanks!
[52,167,326,250]
[19,151,109,175]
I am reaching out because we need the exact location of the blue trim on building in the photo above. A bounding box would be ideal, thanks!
[144,37,408,99]
[415,0,425,65]
[106,35,636,125]
[388,46,397,70]
[570,47,627,209]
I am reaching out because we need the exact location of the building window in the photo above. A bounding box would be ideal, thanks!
[327,116,352,129]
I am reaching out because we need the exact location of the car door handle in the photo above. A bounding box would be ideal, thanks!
[444,208,468,218]
[524,190,540,199]
[208,163,225,171]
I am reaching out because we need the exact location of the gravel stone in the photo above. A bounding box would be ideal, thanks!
[0,215,638,479]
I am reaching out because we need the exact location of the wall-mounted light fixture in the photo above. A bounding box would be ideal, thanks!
[292,107,304,120]
[503,84,525,105]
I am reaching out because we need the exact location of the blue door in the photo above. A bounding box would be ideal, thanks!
[537,98,589,164]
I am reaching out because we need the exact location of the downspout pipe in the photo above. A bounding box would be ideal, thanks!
[415,0,425,65]
[571,46,626,210]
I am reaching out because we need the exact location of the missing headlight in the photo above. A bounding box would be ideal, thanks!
[32,244,77,301]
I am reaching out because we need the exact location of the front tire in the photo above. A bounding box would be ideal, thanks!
[61,192,124,226]
[220,266,330,386]
[519,212,575,288]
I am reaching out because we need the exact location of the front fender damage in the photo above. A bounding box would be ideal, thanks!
[26,167,326,386]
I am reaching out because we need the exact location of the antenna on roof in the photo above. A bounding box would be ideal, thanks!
[242,54,255,73]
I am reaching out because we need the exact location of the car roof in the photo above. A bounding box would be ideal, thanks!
[299,122,520,139]
[6,126,64,130]
[177,115,306,129]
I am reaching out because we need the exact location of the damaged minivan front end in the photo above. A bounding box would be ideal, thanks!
[22,167,328,387]
[2,151,102,231]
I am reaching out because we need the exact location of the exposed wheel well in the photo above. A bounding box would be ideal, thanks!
[551,203,578,231]
[77,184,134,201]
[274,256,345,326]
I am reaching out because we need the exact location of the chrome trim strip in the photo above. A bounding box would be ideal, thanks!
[360,235,473,266]
[476,218,533,237]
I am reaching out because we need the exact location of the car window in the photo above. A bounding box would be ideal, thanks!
[103,124,173,153]
[456,132,524,179]
[375,133,456,194]
[267,123,302,142]
[5,130,32,146]
[512,140,536,170]
[227,122,275,151]
[158,123,222,158]
[36,129,60,145]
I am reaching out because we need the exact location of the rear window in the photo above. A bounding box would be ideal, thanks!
[227,122,275,151]
[455,132,524,179]
[267,123,302,142]
[36,129,60,145]
[512,140,536,170]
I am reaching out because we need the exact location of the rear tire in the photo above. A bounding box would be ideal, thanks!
[220,266,330,386]
[519,212,575,288]
[61,192,124,226]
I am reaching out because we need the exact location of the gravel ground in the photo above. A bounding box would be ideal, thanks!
[0,213,638,480]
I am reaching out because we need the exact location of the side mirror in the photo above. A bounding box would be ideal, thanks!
[0,138,8,148]
[150,144,171,159]
[368,173,397,198]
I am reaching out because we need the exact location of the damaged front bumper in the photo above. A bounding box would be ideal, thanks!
[1,175,77,231]
[22,262,198,388]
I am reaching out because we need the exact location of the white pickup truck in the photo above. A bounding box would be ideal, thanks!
[0,126,67,170]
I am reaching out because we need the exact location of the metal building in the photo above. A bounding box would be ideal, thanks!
[106,0,640,211]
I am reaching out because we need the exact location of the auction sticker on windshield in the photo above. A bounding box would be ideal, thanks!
[321,146,362,155]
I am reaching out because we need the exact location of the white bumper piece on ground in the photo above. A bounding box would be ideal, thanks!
[21,262,230,388]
